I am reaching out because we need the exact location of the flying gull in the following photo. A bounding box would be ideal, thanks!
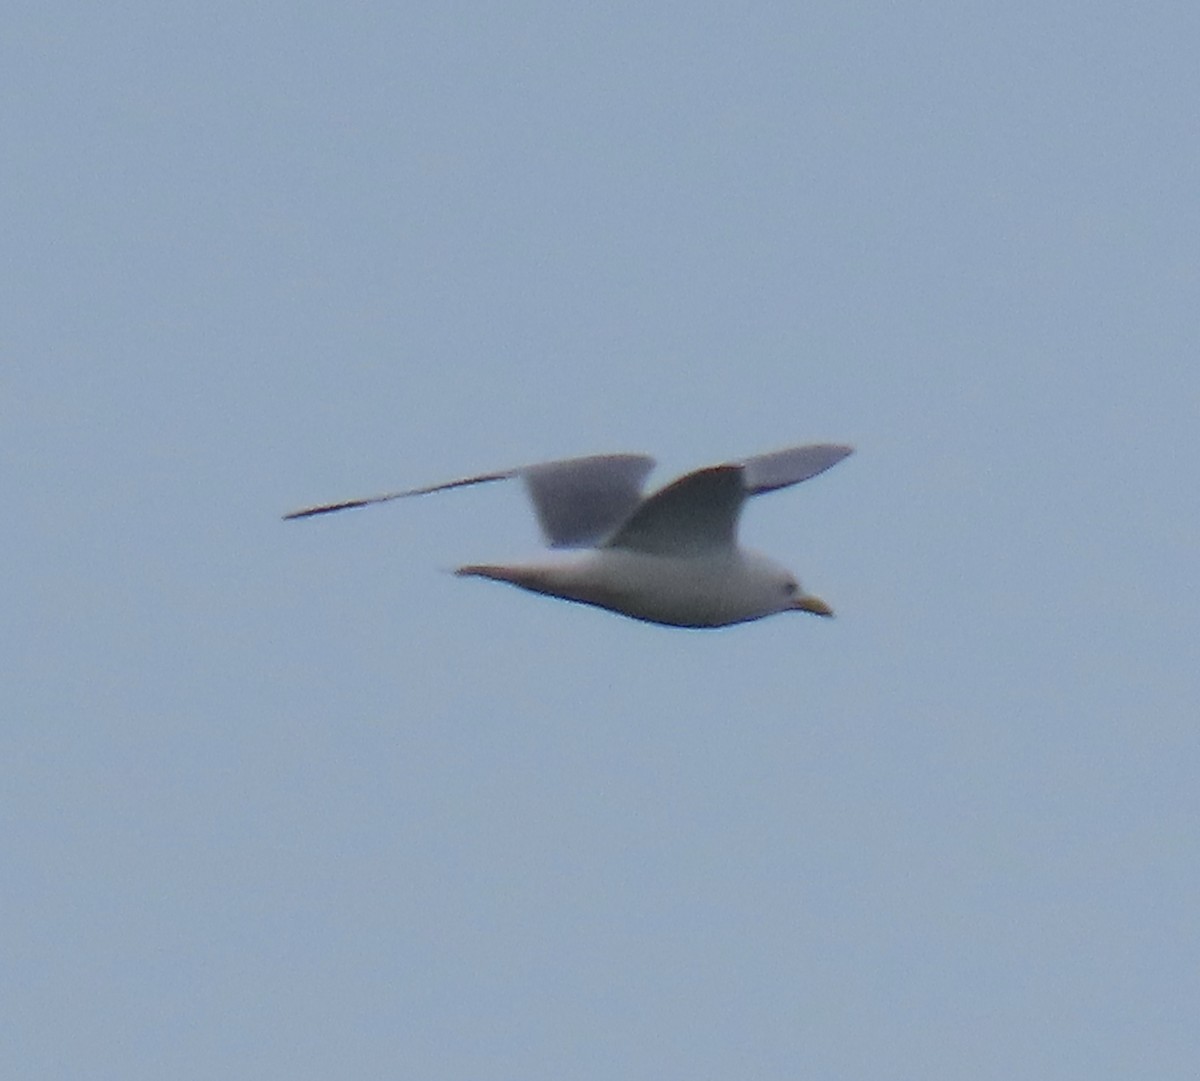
[285,443,852,628]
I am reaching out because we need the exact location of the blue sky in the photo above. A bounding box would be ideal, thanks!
[5,3,1198,1078]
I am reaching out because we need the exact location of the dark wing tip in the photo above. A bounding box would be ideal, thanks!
[281,468,520,522]
[282,498,378,520]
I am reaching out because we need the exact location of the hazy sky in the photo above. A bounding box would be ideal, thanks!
[5,3,1198,1079]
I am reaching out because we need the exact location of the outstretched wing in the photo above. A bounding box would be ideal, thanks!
[284,452,656,549]
[604,466,745,556]
[284,443,850,548]
[520,454,656,547]
[282,468,517,520]
[740,443,854,495]
[603,443,853,557]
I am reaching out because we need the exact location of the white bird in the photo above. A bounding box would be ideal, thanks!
[285,443,852,628]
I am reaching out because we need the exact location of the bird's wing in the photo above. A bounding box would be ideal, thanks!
[519,454,657,547]
[603,465,745,556]
[283,444,850,544]
[740,443,854,495]
[602,443,853,556]
[283,452,656,549]
[282,468,518,520]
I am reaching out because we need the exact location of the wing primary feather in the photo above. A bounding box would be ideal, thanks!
[741,444,853,495]
[283,446,849,524]
[282,469,517,521]
[520,453,656,547]
[603,465,744,555]
[283,496,393,520]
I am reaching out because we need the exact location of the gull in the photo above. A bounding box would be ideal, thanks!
[285,443,852,628]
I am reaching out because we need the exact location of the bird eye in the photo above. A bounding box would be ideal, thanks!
[783,580,799,596]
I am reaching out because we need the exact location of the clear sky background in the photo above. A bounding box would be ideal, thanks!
[5,3,1198,1079]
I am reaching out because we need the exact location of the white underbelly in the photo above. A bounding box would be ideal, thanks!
[576,549,760,627]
